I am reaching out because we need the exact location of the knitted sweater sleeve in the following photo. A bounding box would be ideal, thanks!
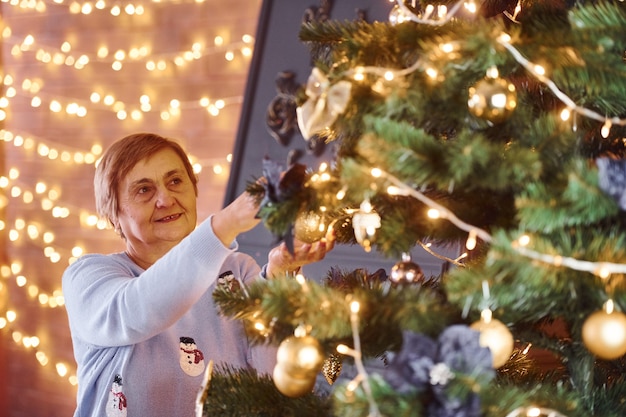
[62,217,234,347]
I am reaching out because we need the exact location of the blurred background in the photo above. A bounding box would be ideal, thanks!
[0,0,261,414]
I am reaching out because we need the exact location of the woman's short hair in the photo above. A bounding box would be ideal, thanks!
[94,133,198,232]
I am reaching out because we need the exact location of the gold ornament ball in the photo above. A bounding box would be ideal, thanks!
[294,211,327,243]
[582,309,626,360]
[272,363,317,397]
[468,77,517,123]
[276,335,325,377]
[470,318,515,368]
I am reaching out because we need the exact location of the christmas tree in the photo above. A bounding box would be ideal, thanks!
[202,1,626,416]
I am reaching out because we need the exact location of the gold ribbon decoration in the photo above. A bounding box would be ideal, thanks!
[296,67,352,140]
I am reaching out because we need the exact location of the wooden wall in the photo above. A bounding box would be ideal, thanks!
[0,1,261,414]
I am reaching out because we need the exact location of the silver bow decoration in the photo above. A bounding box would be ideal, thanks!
[296,67,352,140]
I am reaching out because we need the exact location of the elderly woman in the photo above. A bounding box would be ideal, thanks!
[63,132,333,417]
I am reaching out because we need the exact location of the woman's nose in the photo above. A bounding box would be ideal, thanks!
[155,187,175,207]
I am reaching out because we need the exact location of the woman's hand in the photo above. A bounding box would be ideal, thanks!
[212,192,261,246]
[265,228,336,279]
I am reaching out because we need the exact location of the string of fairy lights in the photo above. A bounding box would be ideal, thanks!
[1,0,231,16]
[1,28,253,121]
[0,0,256,390]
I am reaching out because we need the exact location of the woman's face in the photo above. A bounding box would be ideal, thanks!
[116,148,198,255]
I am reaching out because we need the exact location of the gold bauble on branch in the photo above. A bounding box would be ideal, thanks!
[468,75,517,124]
[273,334,324,397]
[272,363,317,398]
[582,304,626,360]
[275,335,325,377]
[470,313,515,368]
[294,211,327,243]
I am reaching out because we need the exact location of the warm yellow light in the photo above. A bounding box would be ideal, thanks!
[517,234,531,246]
[11,186,22,198]
[464,0,477,13]
[427,208,441,219]
[601,121,611,138]
[39,293,50,304]
[96,46,108,58]
[47,189,60,200]
[426,67,438,79]
[16,275,27,287]
[26,224,39,238]
[336,344,348,354]
[526,408,541,417]
[81,2,93,14]
[49,100,62,112]
[6,310,17,322]
[466,229,477,250]
[440,43,455,53]
[28,285,39,297]
[36,351,49,366]
[56,363,68,377]
[85,214,99,226]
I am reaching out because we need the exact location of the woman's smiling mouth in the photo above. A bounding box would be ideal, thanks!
[158,213,181,222]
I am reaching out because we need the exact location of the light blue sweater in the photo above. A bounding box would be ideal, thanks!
[62,218,277,417]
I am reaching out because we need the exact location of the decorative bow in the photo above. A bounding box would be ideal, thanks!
[381,325,495,417]
[296,67,352,140]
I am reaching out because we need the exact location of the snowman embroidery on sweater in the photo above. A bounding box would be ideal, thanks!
[106,374,127,417]
[217,270,240,292]
[179,336,205,376]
